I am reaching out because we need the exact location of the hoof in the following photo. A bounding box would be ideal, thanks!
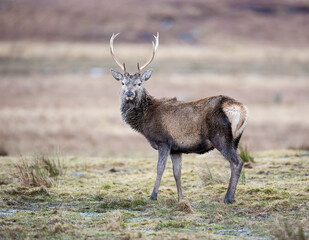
[148,196,157,201]
[224,198,234,204]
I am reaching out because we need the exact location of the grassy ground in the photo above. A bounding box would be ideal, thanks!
[0,150,308,239]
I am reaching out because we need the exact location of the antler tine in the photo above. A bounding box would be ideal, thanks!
[139,32,159,72]
[110,33,126,72]
[137,63,141,75]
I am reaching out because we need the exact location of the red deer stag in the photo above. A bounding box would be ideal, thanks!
[110,33,248,203]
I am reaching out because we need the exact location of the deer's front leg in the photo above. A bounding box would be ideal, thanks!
[149,145,170,200]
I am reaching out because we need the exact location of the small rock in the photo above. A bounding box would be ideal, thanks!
[109,167,117,173]
[244,163,253,168]
[72,172,84,177]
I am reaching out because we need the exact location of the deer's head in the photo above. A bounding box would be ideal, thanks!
[110,33,159,101]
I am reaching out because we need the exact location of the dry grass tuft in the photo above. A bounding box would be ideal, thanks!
[209,208,227,224]
[0,225,25,239]
[5,186,49,196]
[197,165,228,186]
[26,186,49,196]
[41,155,65,177]
[14,160,53,187]
[270,219,307,240]
[28,186,49,196]
[106,210,123,231]
[122,233,131,240]
[177,200,194,214]
[0,174,11,185]
[163,197,178,207]
[13,154,65,188]
[51,223,64,233]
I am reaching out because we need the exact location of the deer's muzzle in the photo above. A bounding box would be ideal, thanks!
[125,91,135,100]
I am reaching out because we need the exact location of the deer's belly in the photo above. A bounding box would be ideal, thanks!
[171,138,214,154]
[167,125,213,153]
[145,109,214,153]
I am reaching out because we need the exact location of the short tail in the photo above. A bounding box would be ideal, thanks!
[222,103,248,139]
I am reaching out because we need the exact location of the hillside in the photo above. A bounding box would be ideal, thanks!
[1,0,309,46]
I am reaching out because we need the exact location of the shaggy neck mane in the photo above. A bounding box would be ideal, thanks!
[121,89,154,133]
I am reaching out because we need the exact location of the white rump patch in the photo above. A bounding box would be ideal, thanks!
[223,105,248,138]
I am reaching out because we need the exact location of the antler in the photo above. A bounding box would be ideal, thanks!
[138,32,159,72]
[110,33,126,72]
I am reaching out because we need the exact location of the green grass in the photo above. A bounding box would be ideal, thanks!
[0,150,308,239]
[239,145,255,163]
[196,163,228,186]
[239,170,246,185]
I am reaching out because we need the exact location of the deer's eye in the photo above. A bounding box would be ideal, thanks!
[121,82,124,86]
[138,83,141,86]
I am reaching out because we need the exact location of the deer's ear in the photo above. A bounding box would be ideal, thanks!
[141,69,152,82]
[111,69,123,81]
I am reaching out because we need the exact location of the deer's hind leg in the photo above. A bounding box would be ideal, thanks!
[210,133,243,204]
[222,148,243,203]
[171,153,183,202]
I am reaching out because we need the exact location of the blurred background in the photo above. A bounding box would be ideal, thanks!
[0,0,308,156]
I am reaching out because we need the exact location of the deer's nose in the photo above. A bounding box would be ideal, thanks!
[126,91,134,98]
